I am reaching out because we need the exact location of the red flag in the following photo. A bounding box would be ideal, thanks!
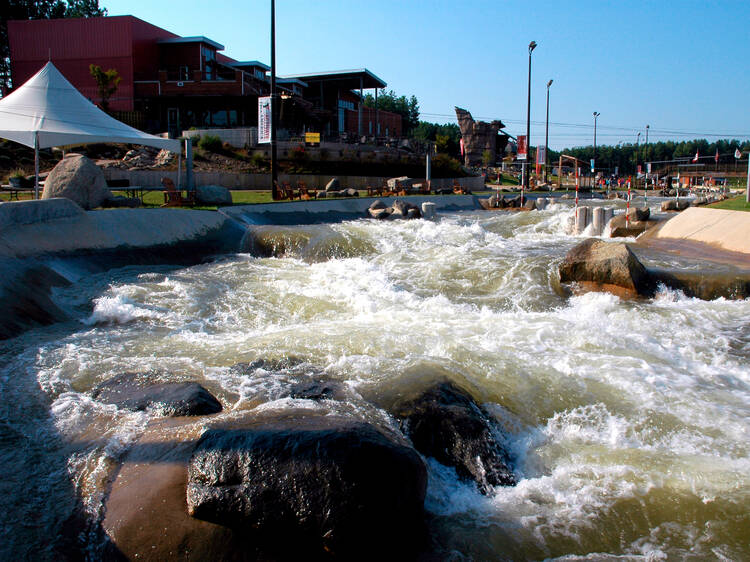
[714,148,719,163]
[692,150,699,163]
[735,148,742,159]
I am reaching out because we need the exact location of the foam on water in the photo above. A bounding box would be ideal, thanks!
[0,202,748,559]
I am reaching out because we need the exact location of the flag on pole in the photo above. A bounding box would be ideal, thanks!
[735,148,743,159]
[692,150,699,163]
[714,149,719,163]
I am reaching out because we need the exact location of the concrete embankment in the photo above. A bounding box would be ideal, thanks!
[0,195,480,339]
[0,198,245,339]
[561,207,750,300]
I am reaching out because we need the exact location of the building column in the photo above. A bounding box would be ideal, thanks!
[358,76,363,137]
[375,87,379,137]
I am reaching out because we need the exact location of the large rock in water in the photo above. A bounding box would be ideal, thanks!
[42,154,112,210]
[392,381,515,494]
[559,238,654,297]
[92,372,222,416]
[195,184,232,206]
[186,413,427,558]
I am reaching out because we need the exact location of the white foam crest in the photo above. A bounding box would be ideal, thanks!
[83,294,168,326]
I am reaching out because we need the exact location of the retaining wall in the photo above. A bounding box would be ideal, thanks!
[101,169,485,191]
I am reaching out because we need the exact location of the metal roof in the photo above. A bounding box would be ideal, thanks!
[227,60,270,71]
[157,36,224,50]
[277,78,308,87]
[281,68,386,89]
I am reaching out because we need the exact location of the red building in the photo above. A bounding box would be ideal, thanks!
[7,15,402,141]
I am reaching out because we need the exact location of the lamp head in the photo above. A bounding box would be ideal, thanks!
[529,41,537,53]
[547,79,554,87]
[593,111,600,117]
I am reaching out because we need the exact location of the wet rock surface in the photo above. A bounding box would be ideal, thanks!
[559,238,654,297]
[392,381,516,493]
[92,372,222,416]
[186,412,428,558]
[367,198,422,220]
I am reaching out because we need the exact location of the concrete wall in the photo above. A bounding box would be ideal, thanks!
[101,169,485,191]
[182,128,258,147]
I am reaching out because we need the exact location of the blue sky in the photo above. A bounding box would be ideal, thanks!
[103,0,750,150]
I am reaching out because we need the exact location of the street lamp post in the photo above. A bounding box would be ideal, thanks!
[544,79,553,185]
[593,111,600,183]
[644,124,649,191]
[270,0,279,199]
[524,40,537,201]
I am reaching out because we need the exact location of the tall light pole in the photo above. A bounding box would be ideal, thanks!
[524,40,537,198]
[270,0,279,199]
[544,79,553,185]
[592,111,600,177]
[644,124,650,191]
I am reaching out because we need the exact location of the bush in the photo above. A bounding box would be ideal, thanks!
[250,152,266,169]
[432,153,464,176]
[198,134,223,152]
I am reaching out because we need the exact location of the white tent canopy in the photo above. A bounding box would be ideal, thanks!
[0,62,181,197]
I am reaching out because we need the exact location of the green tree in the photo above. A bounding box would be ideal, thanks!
[362,89,420,135]
[89,64,120,111]
[1,0,106,92]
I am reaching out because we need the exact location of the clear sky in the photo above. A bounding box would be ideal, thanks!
[102,0,750,150]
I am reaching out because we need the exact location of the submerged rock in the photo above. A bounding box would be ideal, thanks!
[558,238,654,297]
[608,214,659,238]
[392,381,516,493]
[368,198,421,220]
[92,372,222,416]
[186,412,427,558]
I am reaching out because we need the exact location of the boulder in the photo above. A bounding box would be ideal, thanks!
[42,154,112,210]
[661,200,678,211]
[626,206,650,222]
[186,412,427,558]
[608,215,657,238]
[387,176,412,190]
[558,238,654,297]
[342,187,359,197]
[369,199,387,211]
[392,381,515,494]
[523,198,536,210]
[92,372,222,416]
[504,194,521,208]
[195,185,232,206]
[368,207,391,220]
[325,177,340,191]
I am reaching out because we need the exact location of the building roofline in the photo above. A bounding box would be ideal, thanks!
[226,60,270,71]
[277,77,308,87]
[158,36,224,50]
[281,68,386,89]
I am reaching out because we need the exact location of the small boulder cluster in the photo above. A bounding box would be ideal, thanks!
[316,177,359,198]
[116,147,175,169]
[367,198,422,220]
[89,370,518,560]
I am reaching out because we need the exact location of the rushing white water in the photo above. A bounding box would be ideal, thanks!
[1,201,748,560]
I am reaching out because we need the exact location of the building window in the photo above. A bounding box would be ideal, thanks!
[229,110,238,126]
[337,99,354,133]
[179,66,189,81]
[202,45,216,80]
[369,121,372,134]
[212,110,228,127]
[255,69,265,80]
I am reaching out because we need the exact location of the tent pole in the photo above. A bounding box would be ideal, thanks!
[34,133,40,200]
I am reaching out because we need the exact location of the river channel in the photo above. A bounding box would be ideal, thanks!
[1,200,748,560]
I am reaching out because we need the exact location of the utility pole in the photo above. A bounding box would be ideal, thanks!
[524,40,537,199]
[544,79,553,185]
[593,112,600,179]
[270,0,279,199]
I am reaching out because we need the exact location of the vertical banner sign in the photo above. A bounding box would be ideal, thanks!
[590,159,595,173]
[258,96,271,144]
[647,162,652,173]
[517,135,527,160]
[536,145,546,175]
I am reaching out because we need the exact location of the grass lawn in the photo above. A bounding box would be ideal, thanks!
[707,195,750,212]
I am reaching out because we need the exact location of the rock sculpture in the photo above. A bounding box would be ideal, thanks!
[42,154,112,210]
[455,107,510,167]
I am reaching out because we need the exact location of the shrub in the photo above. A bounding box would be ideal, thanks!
[250,152,266,169]
[198,134,223,152]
